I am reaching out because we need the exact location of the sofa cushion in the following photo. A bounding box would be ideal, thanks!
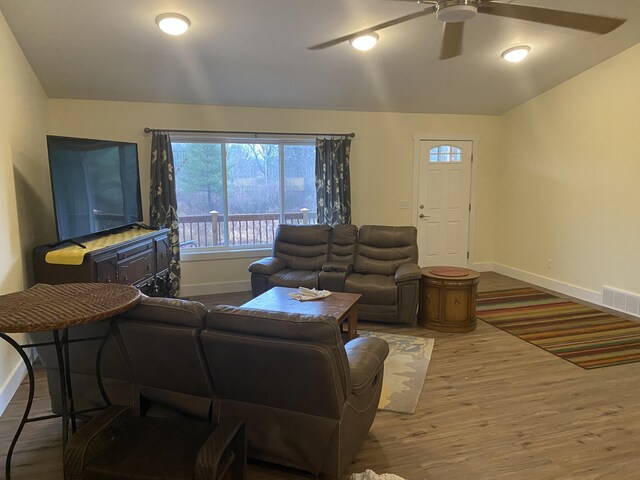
[273,224,331,271]
[329,224,358,264]
[354,225,418,276]
[205,305,350,402]
[117,319,211,401]
[344,273,397,305]
[268,269,319,289]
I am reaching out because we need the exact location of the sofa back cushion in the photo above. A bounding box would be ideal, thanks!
[116,297,213,414]
[354,225,418,276]
[329,224,358,264]
[273,224,331,270]
[202,305,350,418]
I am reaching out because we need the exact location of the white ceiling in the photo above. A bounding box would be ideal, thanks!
[2,0,640,115]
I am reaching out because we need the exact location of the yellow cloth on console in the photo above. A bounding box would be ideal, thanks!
[45,228,154,266]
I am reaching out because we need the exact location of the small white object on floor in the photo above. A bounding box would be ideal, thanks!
[288,287,331,301]
[350,470,406,480]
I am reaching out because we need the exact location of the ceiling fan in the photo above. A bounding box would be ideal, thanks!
[308,0,626,59]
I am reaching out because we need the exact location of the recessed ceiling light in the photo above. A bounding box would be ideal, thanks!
[156,13,191,36]
[350,33,379,52]
[502,45,530,63]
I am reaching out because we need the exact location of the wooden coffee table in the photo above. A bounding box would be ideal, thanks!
[242,287,361,341]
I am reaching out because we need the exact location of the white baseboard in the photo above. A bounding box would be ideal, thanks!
[0,349,37,418]
[181,280,251,297]
[491,263,603,306]
[471,262,496,273]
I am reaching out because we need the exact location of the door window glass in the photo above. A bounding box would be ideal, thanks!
[429,145,462,163]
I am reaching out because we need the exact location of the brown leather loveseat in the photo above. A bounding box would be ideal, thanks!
[32,296,389,479]
[249,224,421,324]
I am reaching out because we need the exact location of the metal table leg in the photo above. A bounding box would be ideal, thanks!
[1,327,112,479]
[0,333,35,480]
[52,329,71,446]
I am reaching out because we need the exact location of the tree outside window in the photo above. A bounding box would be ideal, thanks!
[173,139,316,249]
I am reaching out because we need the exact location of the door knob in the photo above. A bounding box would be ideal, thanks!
[419,214,430,219]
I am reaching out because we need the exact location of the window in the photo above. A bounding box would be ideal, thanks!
[172,137,316,249]
[429,145,462,163]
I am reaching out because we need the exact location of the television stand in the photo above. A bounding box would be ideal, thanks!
[33,227,171,296]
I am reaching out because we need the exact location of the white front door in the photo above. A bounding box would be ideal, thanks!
[416,140,473,267]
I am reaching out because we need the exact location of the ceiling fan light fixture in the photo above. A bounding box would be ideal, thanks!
[502,45,531,63]
[156,13,191,36]
[350,33,379,51]
[437,4,478,23]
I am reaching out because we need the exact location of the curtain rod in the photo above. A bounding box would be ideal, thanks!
[143,127,355,138]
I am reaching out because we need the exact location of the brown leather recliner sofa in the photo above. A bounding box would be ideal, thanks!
[203,305,388,478]
[32,296,388,479]
[249,224,421,324]
[63,297,247,480]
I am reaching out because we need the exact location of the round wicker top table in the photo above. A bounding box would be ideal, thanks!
[0,283,141,333]
[0,283,141,480]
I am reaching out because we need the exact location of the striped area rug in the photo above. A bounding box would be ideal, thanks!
[476,287,640,369]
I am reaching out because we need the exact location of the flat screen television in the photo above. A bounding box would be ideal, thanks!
[46,135,143,242]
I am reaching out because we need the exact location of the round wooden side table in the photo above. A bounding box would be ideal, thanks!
[419,266,480,333]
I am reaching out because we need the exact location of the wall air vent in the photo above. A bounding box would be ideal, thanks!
[603,286,640,317]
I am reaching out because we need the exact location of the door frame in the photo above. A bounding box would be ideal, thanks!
[411,133,479,267]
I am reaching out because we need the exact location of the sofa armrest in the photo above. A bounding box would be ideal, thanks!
[248,257,286,275]
[395,263,421,283]
[321,262,353,274]
[345,337,389,395]
[318,271,347,292]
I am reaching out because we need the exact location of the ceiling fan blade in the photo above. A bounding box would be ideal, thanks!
[439,21,464,60]
[478,2,625,34]
[308,5,437,50]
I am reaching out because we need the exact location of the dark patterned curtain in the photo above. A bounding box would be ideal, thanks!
[150,132,180,297]
[315,137,351,225]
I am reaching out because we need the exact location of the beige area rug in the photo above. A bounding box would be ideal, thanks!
[351,469,406,480]
[359,331,434,415]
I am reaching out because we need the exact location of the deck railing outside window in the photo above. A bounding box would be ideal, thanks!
[179,209,317,248]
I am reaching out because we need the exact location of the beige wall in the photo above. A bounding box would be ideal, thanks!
[0,11,51,406]
[48,100,500,292]
[497,43,640,296]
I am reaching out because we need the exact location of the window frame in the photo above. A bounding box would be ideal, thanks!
[172,133,316,254]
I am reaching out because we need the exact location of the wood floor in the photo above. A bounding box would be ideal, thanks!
[3,272,640,479]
